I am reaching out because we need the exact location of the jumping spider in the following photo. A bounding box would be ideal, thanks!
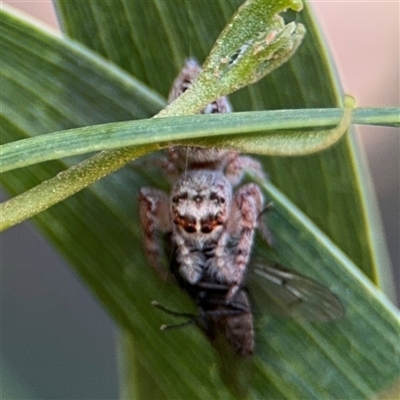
[139,60,343,357]
[139,59,268,301]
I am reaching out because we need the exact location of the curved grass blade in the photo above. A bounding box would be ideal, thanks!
[15,103,400,174]
[159,0,306,116]
[2,105,398,176]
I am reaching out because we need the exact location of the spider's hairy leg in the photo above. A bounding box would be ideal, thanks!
[160,147,182,183]
[225,154,267,187]
[139,187,171,279]
[225,154,274,247]
[167,58,201,104]
[226,183,264,298]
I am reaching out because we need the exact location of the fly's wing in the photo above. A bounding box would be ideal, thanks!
[249,262,344,322]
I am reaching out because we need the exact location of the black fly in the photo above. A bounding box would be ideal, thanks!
[152,234,344,357]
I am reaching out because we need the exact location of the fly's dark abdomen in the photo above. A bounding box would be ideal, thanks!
[197,286,254,357]
[215,290,254,356]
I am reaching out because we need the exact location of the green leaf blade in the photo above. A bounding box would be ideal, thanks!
[2,105,397,176]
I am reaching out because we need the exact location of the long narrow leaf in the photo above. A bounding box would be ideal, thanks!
[2,107,397,175]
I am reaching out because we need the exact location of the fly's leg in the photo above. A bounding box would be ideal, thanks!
[139,187,171,280]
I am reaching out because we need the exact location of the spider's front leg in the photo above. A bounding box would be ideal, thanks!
[225,154,273,246]
[224,154,267,187]
[139,187,172,280]
[225,183,264,299]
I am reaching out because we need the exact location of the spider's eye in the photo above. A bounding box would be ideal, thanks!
[210,192,225,204]
[184,226,196,233]
[172,193,188,203]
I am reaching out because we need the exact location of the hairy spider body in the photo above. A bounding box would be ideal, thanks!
[140,59,266,293]
[139,59,266,355]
